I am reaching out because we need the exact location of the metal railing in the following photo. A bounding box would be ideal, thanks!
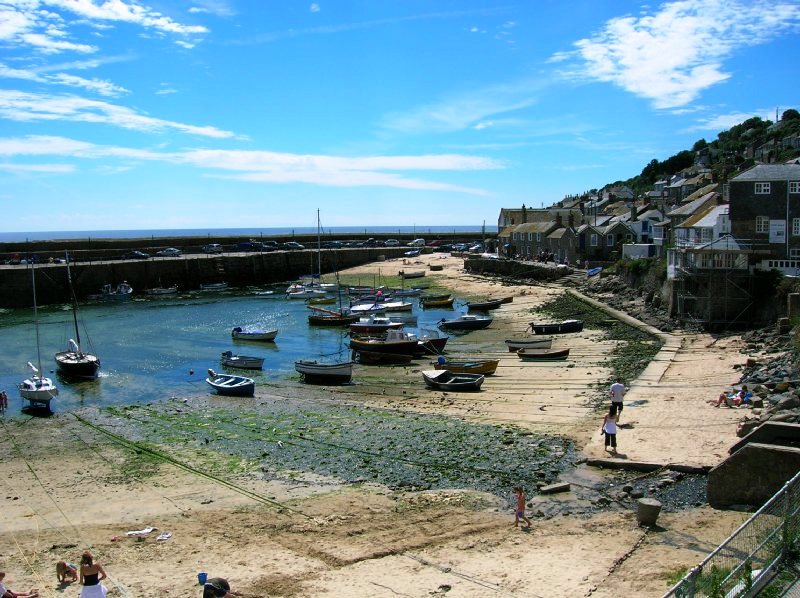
[664,470,800,597]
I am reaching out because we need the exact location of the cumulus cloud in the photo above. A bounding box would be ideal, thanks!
[0,90,236,138]
[309,3,320,13]
[560,0,800,109]
[0,135,502,194]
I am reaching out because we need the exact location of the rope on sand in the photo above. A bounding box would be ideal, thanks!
[584,527,650,597]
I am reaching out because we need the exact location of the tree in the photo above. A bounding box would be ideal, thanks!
[692,139,708,151]
[783,109,800,121]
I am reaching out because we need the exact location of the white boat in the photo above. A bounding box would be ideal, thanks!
[295,360,353,384]
[286,288,328,299]
[220,351,264,370]
[200,282,228,291]
[206,369,255,396]
[349,303,387,314]
[55,253,100,380]
[20,264,59,408]
[101,281,133,301]
[231,327,278,342]
[145,286,178,296]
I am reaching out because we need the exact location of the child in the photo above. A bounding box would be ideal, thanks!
[602,410,618,452]
[56,561,78,584]
[512,487,532,529]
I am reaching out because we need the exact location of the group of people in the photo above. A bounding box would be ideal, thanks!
[708,385,752,408]
[512,378,628,528]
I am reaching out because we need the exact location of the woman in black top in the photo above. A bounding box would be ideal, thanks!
[78,552,107,597]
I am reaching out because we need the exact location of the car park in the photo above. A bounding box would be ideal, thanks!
[121,250,150,260]
[202,243,223,254]
[156,247,182,257]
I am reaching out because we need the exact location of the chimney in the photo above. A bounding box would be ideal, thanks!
[630,205,636,221]
[555,212,563,227]
[522,203,527,223]
[568,213,574,229]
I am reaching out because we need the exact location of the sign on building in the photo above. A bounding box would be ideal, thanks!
[770,220,786,244]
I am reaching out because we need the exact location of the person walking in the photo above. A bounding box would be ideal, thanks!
[609,378,626,420]
[512,487,532,529]
[602,410,618,453]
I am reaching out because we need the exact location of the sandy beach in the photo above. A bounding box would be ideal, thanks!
[0,253,753,597]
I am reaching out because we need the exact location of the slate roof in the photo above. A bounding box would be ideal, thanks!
[547,227,573,239]
[676,204,728,229]
[514,221,556,234]
[730,164,800,181]
[667,191,717,217]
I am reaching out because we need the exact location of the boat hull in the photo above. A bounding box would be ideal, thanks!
[354,350,414,365]
[467,299,503,311]
[295,360,353,384]
[206,370,255,396]
[434,359,499,375]
[517,348,570,361]
[55,352,100,379]
[308,314,360,326]
[231,328,278,341]
[220,352,264,370]
[422,370,484,391]
[19,376,59,405]
[438,316,493,331]
[504,338,553,352]
[421,298,454,308]
[530,320,584,335]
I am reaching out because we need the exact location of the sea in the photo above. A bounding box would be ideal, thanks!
[0,285,459,417]
[0,225,487,243]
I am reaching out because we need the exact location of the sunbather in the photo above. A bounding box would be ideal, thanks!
[0,571,39,598]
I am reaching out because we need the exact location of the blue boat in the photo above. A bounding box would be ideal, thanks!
[587,267,603,277]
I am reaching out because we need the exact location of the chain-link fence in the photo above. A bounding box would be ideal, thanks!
[664,470,800,598]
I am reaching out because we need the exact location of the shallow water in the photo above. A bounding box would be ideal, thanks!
[0,286,459,416]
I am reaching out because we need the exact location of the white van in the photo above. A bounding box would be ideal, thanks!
[407,238,425,247]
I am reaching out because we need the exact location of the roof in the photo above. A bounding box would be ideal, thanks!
[730,164,800,181]
[682,183,718,203]
[653,219,671,227]
[667,191,717,217]
[676,204,728,229]
[637,209,664,221]
[601,221,634,235]
[498,226,516,238]
[514,221,556,234]
[547,227,574,239]
[694,235,748,252]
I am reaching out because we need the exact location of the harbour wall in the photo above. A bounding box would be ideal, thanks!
[0,248,407,308]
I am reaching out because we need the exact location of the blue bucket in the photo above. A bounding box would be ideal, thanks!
[198,572,208,585]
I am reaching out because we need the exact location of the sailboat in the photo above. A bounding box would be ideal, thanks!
[55,252,100,379]
[307,210,356,325]
[19,263,59,408]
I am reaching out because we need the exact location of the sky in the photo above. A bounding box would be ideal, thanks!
[0,0,798,233]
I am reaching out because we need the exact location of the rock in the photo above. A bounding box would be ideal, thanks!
[777,395,800,410]
[630,490,645,499]
[540,482,571,495]
[622,484,634,493]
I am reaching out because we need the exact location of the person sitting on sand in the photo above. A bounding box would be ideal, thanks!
[203,577,243,598]
[0,571,39,598]
[731,385,752,407]
[708,392,730,407]
[78,552,107,598]
[56,561,78,584]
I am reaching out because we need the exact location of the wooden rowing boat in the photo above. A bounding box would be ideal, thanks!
[516,348,570,361]
[433,359,499,375]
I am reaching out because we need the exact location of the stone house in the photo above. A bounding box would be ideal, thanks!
[673,205,730,248]
[506,221,560,259]
[546,227,578,264]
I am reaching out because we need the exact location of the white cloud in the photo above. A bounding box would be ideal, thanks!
[562,0,800,109]
[175,39,196,49]
[1,0,207,54]
[381,79,547,134]
[0,135,502,195]
[155,86,177,95]
[49,73,128,96]
[684,109,777,132]
[0,90,237,138]
[309,3,320,13]
[0,162,75,173]
[188,1,235,17]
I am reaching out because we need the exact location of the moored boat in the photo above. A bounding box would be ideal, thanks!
[231,327,278,341]
[21,264,59,409]
[399,270,426,279]
[353,350,414,365]
[200,282,229,291]
[421,297,455,308]
[466,298,504,311]
[308,296,336,305]
[55,255,100,380]
[220,351,264,370]
[350,316,404,334]
[517,348,570,361]
[422,370,484,391]
[206,369,255,396]
[101,281,133,301]
[145,285,178,295]
[529,320,583,335]
[437,314,493,331]
[419,293,451,302]
[504,338,553,352]
[295,359,353,384]
[433,358,499,375]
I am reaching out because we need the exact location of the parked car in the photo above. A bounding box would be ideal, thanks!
[469,243,485,253]
[384,238,400,247]
[433,244,454,252]
[321,241,343,249]
[202,244,223,254]
[407,238,426,247]
[262,241,279,251]
[282,242,305,250]
[156,247,182,257]
[121,250,150,260]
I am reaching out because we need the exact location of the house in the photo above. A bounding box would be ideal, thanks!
[546,227,578,264]
[628,208,665,244]
[673,205,730,247]
[728,163,800,263]
[506,221,560,259]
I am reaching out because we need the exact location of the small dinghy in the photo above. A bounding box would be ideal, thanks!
[354,350,414,366]
[206,369,255,396]
[529,320,583,335]
[295,360,353,384]
[433,359,499,375]
[220,351,264,370]
[437,314,493,331]
[466,298,504,311]
[231,327,278,342]
[504,338,553,352]
[422,369,484,391]
[516,348,570,361]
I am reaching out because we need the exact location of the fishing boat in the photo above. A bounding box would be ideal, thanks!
[295,359,353,384]
[349,336,421,355]
[433,359,499,375]
[220,351,264,370]
[101,281,133,301]
[517,348,571,361]
[382,301,413,312]
[145,285,178,296]
[55,253,100,380]
[353,350,414,365]
[385,328,448,355]
[466,298,504,311]
[349,316,404,334]
[399,270,426,279]
[504,338,553,352]
[200,282,228,291]
[421,370,484,391]
[349,302,387,315]
[307,304,360,326]
[437,314,493,331]
[529,320,584,335]
[206,369,255,397]
[20,264,59,408]
[421,297,455,308]
[231,327,278,341]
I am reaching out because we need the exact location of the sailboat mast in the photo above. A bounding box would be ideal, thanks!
[31,264,43,375]
[65,251,82,348]
[316,208,322,281]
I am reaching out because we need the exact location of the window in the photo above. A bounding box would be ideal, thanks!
[755,182,771,194]
[528,232,533,241]
[791,249,800,259]
[536,233,541,241]
[791,182,800,194]
[607,234,614,246]
[756,216,769,233]
[701,228,712,242]
[590,234,598,247]
[794,218,800,236]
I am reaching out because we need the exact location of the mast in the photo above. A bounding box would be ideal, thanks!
[31,263,43,376]
[316,208,322,282]
[65,251,82,352]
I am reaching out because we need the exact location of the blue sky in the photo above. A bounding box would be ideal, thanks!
[0,0,798,233]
